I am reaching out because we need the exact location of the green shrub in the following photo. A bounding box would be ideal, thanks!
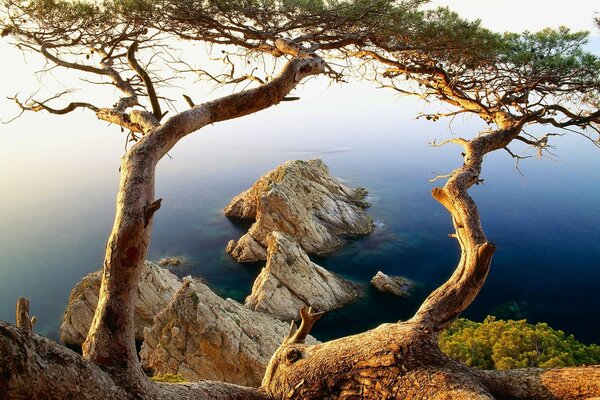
[439,316,600,369]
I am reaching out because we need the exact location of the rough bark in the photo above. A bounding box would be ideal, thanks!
[262,318,600,400]
[476,366,600,400]
[15,298,34,332]
[263,321,495,399]
[0,321,268,400]
[3,317,598,400]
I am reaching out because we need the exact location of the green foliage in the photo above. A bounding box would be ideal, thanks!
[500,27,600,79]
[150,373,186,383]
[23,0,109,23]
[413,7,502,63]
[440,317,600,370]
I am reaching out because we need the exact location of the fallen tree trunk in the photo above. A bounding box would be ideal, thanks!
[4,318,597,400]
[0,321,268,400]
[261,316,600,400]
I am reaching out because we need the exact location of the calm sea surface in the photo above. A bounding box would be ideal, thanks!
[1,81,599,344]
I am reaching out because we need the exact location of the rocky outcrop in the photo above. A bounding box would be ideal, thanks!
[60,261,181,346]
[140,278,317,387]
[225,159,373,262]
[370,271,412,297]
[245,232,359,321]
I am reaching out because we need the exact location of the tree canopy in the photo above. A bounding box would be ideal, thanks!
[356,15,600,152]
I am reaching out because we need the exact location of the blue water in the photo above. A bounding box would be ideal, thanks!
[1,81,599,344]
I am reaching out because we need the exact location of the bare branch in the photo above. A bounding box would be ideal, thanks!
[127,41,162,120]
[284,306,324,345]
[40,44,109,76]
[6,91,99,119]
[429,138,468,147]
[429,171,455,183]
[182,94,195,108]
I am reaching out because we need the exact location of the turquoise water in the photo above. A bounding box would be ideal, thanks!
[1,81,599,344]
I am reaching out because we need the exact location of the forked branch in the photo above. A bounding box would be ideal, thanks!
[3,91,100,124]
[127,41,163,120]
[284,306,324,344]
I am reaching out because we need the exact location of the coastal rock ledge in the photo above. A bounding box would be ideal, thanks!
[224,159,373,262]
[60,261,181,347]
[370,271,413,297]
[140,278,317,387]
[246,232,359,321]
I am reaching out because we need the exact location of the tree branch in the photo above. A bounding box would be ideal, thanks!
[81,45,325,378]
[127,41,162,120]
[7,91,99,118]
[143,52,325,160]
[40,43,109,76]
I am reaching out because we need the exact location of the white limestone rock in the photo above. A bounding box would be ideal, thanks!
[245,232,359,321]
[140,278,317,387]
[225,159,373,262]
[60,261,182,346]
[370,271,413,297]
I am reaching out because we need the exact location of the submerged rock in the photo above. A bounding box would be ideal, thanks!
[60,261,181,347]
[370,271,413,297]
[140,278,317,387]
[225,159,373,262]
[246,232,359,321]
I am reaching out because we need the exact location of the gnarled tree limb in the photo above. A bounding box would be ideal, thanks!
[127,41,162,120]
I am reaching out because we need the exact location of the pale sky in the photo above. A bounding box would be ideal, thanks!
[429,1,600,34]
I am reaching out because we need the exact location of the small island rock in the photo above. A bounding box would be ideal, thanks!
[245,232,359,321]
[140,277,317,387]
[60,261,182,347]
[371,271,413,297]
[225,159,373,262]
[158,257,183,267]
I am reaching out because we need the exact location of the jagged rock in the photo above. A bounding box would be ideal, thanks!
[370,271,412,297]
[140,278,317,387]
[60,261,181,346]
[225,159,373,262]
[245,232,359,321]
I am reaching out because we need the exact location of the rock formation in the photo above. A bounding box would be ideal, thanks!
[140,278,317,387]
[245,232,359,321]
[370,271,412,297]
[60,261,181,346]
[225,159,373,262]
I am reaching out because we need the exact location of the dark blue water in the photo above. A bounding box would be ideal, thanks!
[1,81,599,344]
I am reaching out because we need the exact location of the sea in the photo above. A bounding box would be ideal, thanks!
[1,78,599,345]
